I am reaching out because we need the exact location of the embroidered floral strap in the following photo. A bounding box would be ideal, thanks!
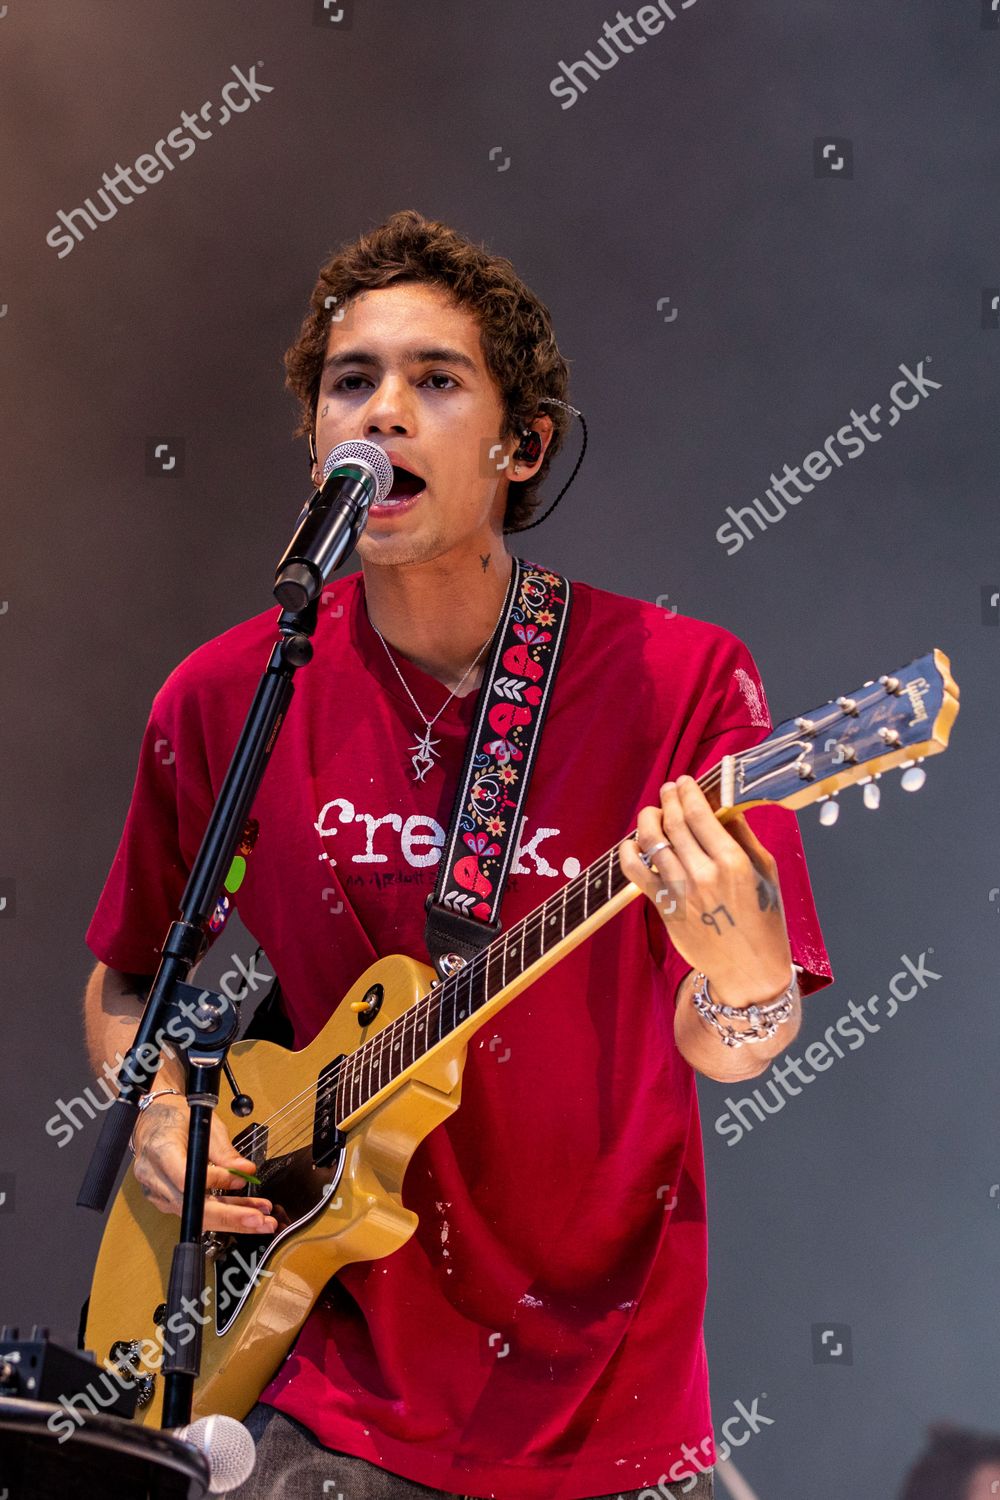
[423,557,572,981]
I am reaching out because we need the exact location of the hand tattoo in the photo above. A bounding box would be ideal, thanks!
[756,875,781,913]
[700,904,735,935]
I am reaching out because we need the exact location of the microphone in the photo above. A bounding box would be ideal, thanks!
[172,1413,256,1493]
[274,439,394,611]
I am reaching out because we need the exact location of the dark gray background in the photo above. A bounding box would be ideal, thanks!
[1,2,997,1495]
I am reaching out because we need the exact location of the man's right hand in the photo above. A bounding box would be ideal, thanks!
[131,1094,278,1235]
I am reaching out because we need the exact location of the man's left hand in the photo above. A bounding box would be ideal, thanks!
[618,774,793,1006]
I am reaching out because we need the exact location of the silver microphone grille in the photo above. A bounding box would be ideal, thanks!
[179,1413,256,1493]
[321,439,394,503]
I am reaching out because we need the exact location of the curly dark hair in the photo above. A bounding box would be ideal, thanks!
[897,1422,1000,1500]
[283,209,572,531]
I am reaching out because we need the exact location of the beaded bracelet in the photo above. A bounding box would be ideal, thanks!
[691,967,799,1049]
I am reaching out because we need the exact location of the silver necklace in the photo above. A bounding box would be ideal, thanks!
[368,601,506,782]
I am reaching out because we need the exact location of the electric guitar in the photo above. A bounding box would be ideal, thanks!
[87,649,959,1425]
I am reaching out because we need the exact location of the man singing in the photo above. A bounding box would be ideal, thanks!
[84,209,831,1499]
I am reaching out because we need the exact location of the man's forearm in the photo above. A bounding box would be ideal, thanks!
[83,964,186,1092]
[673,968,802,1083]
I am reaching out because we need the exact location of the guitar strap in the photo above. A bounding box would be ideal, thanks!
[423,556,572,982]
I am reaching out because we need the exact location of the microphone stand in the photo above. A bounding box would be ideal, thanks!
[77,594,320,1428]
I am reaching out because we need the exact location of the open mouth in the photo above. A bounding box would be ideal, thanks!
[375,465,426,507]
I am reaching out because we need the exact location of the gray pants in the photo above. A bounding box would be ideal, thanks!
[228,1404,715,1500]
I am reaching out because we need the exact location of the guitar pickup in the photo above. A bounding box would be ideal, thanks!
[313,1057,346,1169]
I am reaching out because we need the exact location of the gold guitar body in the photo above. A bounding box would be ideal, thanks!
[87,954,465,1427]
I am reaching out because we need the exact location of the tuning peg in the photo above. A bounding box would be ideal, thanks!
[900,760,927,792]
[818,796,840,825]
[863,782,881,810]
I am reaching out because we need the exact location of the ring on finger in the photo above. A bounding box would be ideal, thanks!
[638,838,672,869]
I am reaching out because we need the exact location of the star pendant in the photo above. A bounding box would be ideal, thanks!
[410,724,441,782]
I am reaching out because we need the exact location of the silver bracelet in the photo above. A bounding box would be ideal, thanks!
[128,1088,182,1157]
[690,967,799,1049]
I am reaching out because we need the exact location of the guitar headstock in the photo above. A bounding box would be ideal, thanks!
[721,649,959,818]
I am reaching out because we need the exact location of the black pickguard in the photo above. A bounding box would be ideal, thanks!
[207,1065,347,1336]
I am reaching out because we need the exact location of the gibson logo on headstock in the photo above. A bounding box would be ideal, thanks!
[904,676,930,724]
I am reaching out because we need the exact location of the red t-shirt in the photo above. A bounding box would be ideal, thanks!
[86,565,831,1499]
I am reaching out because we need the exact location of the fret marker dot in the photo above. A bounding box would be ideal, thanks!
[562,857,581,878]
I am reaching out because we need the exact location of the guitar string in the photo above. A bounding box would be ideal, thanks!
[231,704,865,1163]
